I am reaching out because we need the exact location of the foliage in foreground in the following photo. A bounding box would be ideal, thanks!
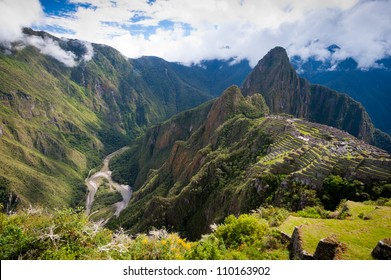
[0,207,288,260]
[187,214,288,260]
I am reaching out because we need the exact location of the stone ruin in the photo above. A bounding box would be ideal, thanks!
[288,226,347,260]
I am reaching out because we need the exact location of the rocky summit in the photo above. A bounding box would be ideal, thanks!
[242,47,391,153]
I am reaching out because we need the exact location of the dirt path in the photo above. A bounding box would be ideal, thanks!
[85,147,132,217]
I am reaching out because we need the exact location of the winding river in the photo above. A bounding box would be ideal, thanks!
[85,147,132,217]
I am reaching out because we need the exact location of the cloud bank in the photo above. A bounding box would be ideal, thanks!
[0,0,93,67]
[23,35,78,67]
[2,0,391,69]
[0,0,42,43]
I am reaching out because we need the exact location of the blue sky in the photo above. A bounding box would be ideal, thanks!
[1,0,391,68]
[40,0,81,15]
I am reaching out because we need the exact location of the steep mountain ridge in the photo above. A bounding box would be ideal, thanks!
[292,53,391,135]
[110,86,391,239]
[241,47,391,152]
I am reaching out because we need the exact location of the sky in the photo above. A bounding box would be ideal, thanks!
[1,0,391,68]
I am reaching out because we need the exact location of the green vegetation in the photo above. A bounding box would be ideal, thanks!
[251,206,290,227]
[109,86,391,240]
[0,207,191,260]
[1,33,391,261]
[279,201,391,259]
[0,30,224,209]
[3,201,387,260]
[321,175,391,210]
[0,208,288,260]
[187,214,288,260]
[296,206,330,219]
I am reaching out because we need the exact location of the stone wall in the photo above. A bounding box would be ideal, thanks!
[288,226,314,260]
[288,227,346,260]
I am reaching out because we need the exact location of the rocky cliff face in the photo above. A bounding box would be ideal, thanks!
[309,84,374,142]
[242,47,390,152]
[242,47,311,118]
[292,51,391,135]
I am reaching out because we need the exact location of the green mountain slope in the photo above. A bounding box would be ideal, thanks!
[0,46,103,209]
[109,86,391,239]
[241,47,391,153]
[2,29,250,210]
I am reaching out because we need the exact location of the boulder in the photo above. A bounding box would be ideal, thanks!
[372,238,391,260]
[313,235,347,260]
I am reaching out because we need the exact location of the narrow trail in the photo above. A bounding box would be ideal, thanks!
[85,147,132,217]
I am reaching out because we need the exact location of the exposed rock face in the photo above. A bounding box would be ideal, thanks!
[310,85,374,142]
[313,235,346,260]
[289,228,346,260]
[289,226,314,260]
[242,47,390,152]
[372,238,391,260]
[110,101,213,190]
[292,50,391,136]
[242,47,311,119]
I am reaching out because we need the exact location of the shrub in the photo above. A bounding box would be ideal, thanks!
[296,206,329,219]
[252,206,289,227]
[322,175,368,210]
[214,214,269,249]
[334,200,351,220]
[126,232,191,260]
[364,198,391,206]
[187,214,288,260]
[185,234,226,260]
[0,209,288,260]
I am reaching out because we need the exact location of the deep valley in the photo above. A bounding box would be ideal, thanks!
[1,29,390,260]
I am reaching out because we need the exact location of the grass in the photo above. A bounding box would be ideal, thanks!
[278,201,391,259]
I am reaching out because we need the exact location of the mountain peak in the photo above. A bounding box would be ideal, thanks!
[240,46,391,152]
[241,46,309,118]
[258,46,290,67]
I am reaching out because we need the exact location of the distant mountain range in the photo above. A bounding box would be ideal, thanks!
[242,47,391,153]
[291,45,391,136]
[0,30,390,240]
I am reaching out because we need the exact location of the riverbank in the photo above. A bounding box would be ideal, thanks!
[85,147,132,217]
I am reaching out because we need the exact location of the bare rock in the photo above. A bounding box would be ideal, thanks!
[289,226,314,260]
[372,238,391,260]
[313,235,347,260]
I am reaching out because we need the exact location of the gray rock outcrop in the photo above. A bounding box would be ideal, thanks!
[372,238,391,260]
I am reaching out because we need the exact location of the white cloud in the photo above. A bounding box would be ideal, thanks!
[2,0,391,69]
[21,36,95,67]
[0,0,94,67]
[285,0,391,68]
[24,35,77,67]
[0,0,43,44]
[82,41,94,62]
